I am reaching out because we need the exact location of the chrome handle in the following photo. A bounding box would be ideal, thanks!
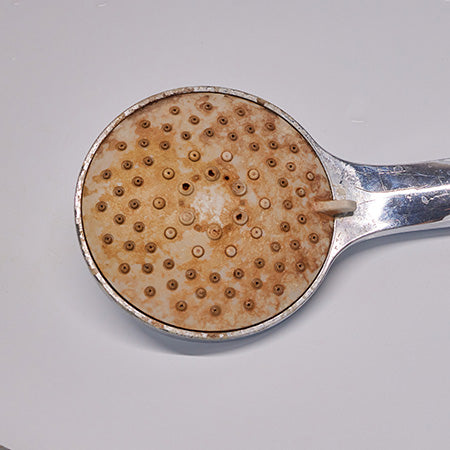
[351,158,450,229]
[319,153,450,257]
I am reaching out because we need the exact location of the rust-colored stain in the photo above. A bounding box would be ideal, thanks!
[81,92,334,332]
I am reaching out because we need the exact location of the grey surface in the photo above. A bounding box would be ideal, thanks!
[1,1,449,449]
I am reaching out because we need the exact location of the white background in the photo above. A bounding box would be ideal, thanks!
[1,1,449,449]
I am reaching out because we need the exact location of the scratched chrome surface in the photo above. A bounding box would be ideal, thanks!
[75,86,450,341]
[322,154,450,262]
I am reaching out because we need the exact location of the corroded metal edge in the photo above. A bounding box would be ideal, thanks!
[74,86,339,341]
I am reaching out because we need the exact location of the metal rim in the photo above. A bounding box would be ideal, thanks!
[74,86,337,341]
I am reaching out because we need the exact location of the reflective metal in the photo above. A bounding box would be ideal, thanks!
[318,151,450,261]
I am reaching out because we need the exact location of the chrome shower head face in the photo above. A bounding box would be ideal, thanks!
[76,87,335,339]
